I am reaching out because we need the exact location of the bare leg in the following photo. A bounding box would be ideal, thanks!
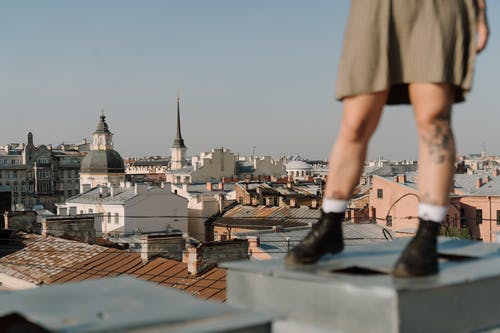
[324,91,389,199]
[285,91,388,266]
[392,83,455,277]
[411,83,455,206]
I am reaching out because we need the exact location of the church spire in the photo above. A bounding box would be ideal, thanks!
[172,95,186,149]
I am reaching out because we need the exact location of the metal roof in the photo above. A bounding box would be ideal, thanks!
[215,206,320,229]
[236,223,391,259]
[0,232,226,301]
[66,186,138,204]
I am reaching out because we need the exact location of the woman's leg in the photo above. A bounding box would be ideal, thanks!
[393,82,455,277]
[324,91,389,200]
[285,91,388,266]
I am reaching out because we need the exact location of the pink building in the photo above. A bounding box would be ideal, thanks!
[368,172,498,240]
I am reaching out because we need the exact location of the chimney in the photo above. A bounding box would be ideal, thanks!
[41,215,96,244]
[110,185,119,197]
[218,182,224,190]
[141,233,185,262]
[185,239,249,276]
[134,183,148,195]
[206,182,213,191]
[484,175,491,183]
[396,174,406,184]
[494,169,500,177]
[475,178,483,189]
[290,197,297,208]
[311,199,318,209]
[247,236,260,256]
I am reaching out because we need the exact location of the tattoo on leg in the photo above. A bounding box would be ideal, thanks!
[421,110,455,164]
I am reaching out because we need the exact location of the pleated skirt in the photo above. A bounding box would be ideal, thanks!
[336,0,478,105]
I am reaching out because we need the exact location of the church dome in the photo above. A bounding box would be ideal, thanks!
[80,149,125,174]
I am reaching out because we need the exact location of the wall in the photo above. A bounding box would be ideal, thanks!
[41,215,96,244]
[4,211,38,233]
[125,186,188,234]
[191,149,237,183]
[459,195,500,242]
[185,239,248,275]
[140,234,185,261]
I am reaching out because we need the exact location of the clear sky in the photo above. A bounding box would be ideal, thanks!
[1,1,499,161]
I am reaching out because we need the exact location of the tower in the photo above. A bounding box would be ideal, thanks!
[79,112,125,192]
[170,96,188,170]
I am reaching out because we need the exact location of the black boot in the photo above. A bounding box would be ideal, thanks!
[392,218,440,277]
[284,210,344,266]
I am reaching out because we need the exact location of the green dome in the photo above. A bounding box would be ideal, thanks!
[80,150,125,174]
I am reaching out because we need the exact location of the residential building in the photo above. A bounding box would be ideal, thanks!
[0,132,84,211]
[370,169,500,242]
[163,97,285,184]
[171,182,236,241]
[57,183,188,236]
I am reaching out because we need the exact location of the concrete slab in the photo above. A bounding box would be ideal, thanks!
[0,276,272,333]
[225,237,500,333]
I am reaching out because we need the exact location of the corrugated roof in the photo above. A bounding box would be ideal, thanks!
[380,171,500,196]
[48,251,226,301]
[0,232,226,301]
[215,205,320,229]
[0,233,107,284]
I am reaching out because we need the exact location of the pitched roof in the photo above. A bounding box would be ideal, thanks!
[0,232,226,301]
[0,233,107,284]
[214,205,319,229]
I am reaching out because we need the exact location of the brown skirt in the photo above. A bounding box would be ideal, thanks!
[336,0,478,105]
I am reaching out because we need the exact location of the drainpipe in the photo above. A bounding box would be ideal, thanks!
[488,196,492,243]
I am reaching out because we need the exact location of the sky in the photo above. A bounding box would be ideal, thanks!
[1,1,499,161]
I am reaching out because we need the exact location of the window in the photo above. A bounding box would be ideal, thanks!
[107,212,112,224]
[377,189,383,199]
[386,215,392,227]
[88,208,93,214]
[497,210,500,226]
[114,213,119,224]
[476,209,483,225]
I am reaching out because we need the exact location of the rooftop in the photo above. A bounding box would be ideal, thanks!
[0,232,226,301]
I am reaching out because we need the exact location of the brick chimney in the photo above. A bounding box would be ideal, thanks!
[218,182,224,190]
[247,236,260,255]
[311,199,318,209]
[140,233,185,262]
[396,174,407,184]
[184,239,249,276]
[475,178,483,189]
[206,182,213,191]
[290,197,297,208]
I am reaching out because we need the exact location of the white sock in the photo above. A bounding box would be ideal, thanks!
[322,198,348,213]
[418,203,448,223]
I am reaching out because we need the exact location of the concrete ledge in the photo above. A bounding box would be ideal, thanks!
[225,238,500,333]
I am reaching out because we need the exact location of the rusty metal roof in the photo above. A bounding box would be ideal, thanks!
[0,232,226,301]
[48,251,227,302]
[0,233,107,284]
[214,205,319,229]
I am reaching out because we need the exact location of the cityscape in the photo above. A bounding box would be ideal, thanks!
[1,1,500,332]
